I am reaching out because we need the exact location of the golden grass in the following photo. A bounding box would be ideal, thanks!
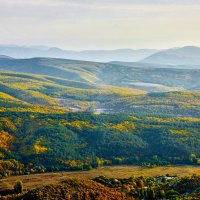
[0,165,200,192]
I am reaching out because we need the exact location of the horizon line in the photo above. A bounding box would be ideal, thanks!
[0,44,200,51]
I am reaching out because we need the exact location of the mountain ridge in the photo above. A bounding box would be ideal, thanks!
[142,46,200,65]
[0,45,158,62]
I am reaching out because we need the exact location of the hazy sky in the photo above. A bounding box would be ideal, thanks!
[0,0,200,50]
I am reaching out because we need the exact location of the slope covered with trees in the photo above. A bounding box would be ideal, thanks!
[0,57,199,181]
[0,111,200,178]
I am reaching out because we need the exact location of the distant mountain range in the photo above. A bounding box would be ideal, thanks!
[141,46,200,65]
[0,45,157,62]
[1,45,200,66]
[0,55,13,59]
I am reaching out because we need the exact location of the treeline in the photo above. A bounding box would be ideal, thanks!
[93,174,200,199]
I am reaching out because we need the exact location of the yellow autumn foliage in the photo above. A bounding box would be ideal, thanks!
[110,121,136,132]
[0,130,13,150]
[176,117,200,123]
[0,105,67,114]
[33,139,48,154]
[0,117,17,131]
[0,92,21,101]
[147,117,200,123]
[169,130,188,135]
[63,120,96,130]
[128,116,141,121]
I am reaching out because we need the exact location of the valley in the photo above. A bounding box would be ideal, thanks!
[0,57,199,117]
[0,52,199,200]
[1,0,200,198]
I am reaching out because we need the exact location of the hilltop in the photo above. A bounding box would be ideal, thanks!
[142,46,200,66]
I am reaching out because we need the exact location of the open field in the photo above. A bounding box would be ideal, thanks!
[1,165,200,192]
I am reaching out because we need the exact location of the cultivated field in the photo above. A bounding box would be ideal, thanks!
[0,165,200,192]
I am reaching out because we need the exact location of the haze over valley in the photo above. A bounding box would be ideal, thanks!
[0,0,200,199]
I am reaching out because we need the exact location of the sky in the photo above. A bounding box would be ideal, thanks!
[0,0,200,50]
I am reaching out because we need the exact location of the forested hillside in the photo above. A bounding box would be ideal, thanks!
[0,68,199,117]
[1,0,200,199]
[0,57,199,180]
[0,111,200,178]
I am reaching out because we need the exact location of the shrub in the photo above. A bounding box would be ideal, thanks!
[14,180,23,194]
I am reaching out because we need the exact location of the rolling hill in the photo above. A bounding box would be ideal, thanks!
[0,56,199,117]
[98,64,200,91]
[0,57,199,92]
[0,68,199,117]
[0,69,145,111]
[110,61,200,69]
[0,55,199,186]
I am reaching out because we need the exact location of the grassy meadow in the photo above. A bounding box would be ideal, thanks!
[1,165,200,192]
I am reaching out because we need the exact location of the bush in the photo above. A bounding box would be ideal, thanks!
[14,180,23,194]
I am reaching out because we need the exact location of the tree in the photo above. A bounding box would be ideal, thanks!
[14,180,23,193]
[160,189,165,198]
